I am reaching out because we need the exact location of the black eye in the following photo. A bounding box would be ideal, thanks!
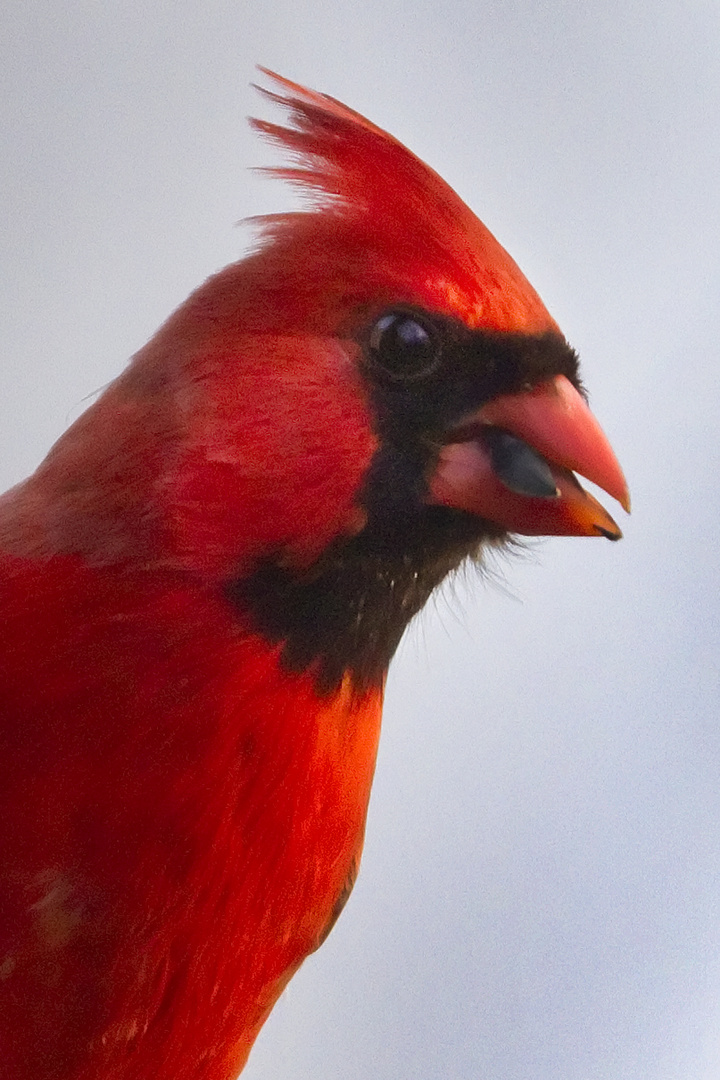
[367,310,442,380]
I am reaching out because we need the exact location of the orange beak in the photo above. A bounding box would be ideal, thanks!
[428,375,630,539]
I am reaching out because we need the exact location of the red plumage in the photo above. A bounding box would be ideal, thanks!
[0,72,627,1078]
[0,554,380,1077]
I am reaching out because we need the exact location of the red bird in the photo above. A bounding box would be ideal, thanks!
[0,72,628,1079]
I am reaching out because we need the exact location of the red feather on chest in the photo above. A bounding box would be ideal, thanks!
[0,555,381,1079]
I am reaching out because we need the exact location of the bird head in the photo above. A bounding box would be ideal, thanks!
[15,71,628,691]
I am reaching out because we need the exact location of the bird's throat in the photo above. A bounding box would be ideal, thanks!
[226,507,488,694]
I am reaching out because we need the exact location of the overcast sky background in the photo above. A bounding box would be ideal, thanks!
[2,3,720,1079]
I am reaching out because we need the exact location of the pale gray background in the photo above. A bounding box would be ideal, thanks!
[2,3,719,1078]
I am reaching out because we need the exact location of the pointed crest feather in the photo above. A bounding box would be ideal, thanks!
[248,69,557,334]
[250,67,484,250]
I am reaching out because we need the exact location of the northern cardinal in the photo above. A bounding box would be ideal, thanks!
[0,72,628,1079]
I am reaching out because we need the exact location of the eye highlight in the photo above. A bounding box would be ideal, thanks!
[367,310,442,381]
